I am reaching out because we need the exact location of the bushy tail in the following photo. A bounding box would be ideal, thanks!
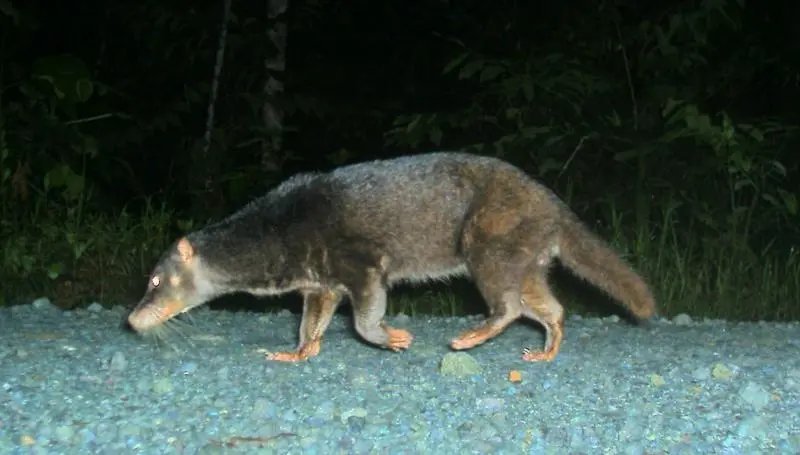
[556,213,656,320]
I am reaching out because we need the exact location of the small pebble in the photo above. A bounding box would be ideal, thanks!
[477,397,505,413]
[32,297,56,311]
[692,366,710,381]
[787,368,800,391]
[216,367,230,381]
[55,425,74,443]
[20,435,35,446]
[178,361,198,375]
[393,312,411,325]
[649,374,666,387]
[439,352,481,377]
[737,415,769,438]
[340,407,368,423]
[152,378,174,395]
[314,400,335,421]
[346,415,367,432]
[711,363,733,380]
[673,313,693,325]
[109,352,127,372]
[738,382,771,410]
[87,302,104,313]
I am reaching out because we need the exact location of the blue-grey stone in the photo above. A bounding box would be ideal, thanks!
[439,352,481,377]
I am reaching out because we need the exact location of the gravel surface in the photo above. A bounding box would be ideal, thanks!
[1,299,799,454]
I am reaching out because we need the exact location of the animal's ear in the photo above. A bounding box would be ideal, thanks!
[176,238,195,263]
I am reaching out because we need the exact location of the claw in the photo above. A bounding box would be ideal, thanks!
[265,338,322,362]
[385,326,413,351]
[450,324,503,350]
[266,351,307,362]
[521,347,557,362]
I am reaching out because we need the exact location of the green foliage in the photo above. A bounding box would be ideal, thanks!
[386,0,799,320]
[0,37,105,301]
[0,0,797,320]
[0,200,179,308]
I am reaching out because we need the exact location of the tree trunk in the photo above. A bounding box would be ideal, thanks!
[192,0,232,219]
[261,0,288,171]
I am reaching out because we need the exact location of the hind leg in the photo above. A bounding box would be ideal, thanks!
[267,289,342,362]
[450,253,524,350]
[350,267,413,352]
[519,267,565,362]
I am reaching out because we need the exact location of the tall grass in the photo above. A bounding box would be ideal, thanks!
[388,195,799,321]
[2,194,797,322]
[609,200,800,321]
[0,200,179,308]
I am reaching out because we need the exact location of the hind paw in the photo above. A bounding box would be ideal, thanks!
[450,324,502,350]
[521,347,557,362]
[384,326,414,351]
[266,351,307,362]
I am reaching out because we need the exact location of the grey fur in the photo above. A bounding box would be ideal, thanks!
[128,152,656,361]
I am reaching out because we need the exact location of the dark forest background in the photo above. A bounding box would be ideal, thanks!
[1,0,798,320]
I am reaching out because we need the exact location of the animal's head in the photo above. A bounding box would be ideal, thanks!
[127,237,216,333]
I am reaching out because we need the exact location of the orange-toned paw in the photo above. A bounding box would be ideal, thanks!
[385,327,413,351]
[521,347,557,362]
[266,351,307,362]
[265,339,321,362]
[450,325,499,350]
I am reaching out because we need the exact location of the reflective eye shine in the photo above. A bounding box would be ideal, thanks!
[151,276,160,287]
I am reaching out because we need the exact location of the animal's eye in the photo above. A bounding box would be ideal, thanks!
[151,276,160,287]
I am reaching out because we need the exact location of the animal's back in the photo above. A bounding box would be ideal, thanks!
[200,152,561,284]
[322,152,543,282]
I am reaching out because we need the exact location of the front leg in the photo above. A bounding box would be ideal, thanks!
[351,267,413,352]
[266,289,342,362]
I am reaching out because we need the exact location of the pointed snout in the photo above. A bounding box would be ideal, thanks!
[127,297,187,332]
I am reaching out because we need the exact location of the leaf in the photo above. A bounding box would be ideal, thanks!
[78,136,98,158]
[520,126,550,138]
[504,108,519,121]
[778,189,798,215]
[733,177,754,191]
[686,112,712,134]
[429,126,443,146]
[0,0,21,24]
[544,135,563,147]
[406,114,422,133]
[75,78,93,102]
[741,124,764,142]
[176,219,195,233]
[606,110,622,127]
[769,160,787,177]
[32,54,93,105]
[72,240,90,261]
[521,77,534,102]
[661,98,685,120]
[442,52,470,75]
[458,59,485,80]
[479,65,505,82]
[657,127,692,143]
[43,164,84,201]
[47,262,65,280]
[613,149,640,162]
[538,158,563,175]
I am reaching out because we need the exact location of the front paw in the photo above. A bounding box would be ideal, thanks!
[265,339,322,362]
[384,326,414,351]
